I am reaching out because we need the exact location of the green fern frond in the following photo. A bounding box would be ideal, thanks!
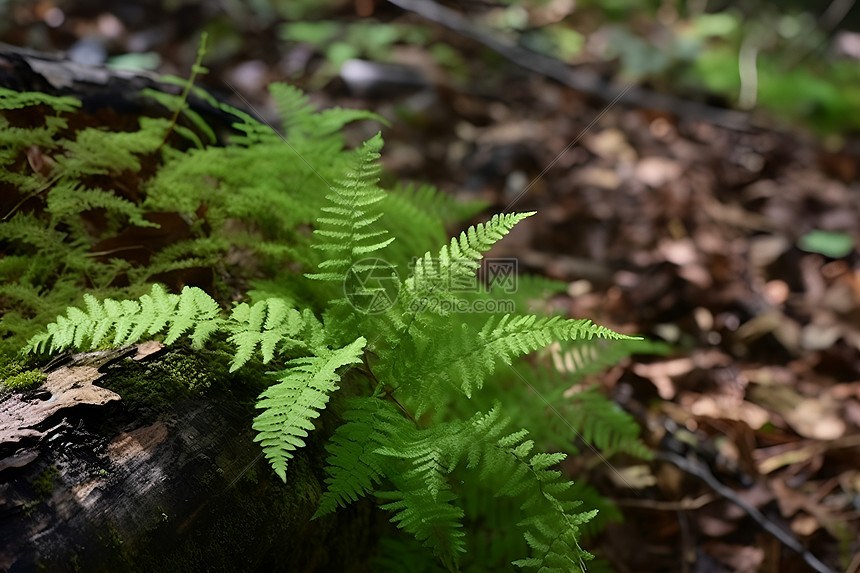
[401,315,637,413]
[313,107,390,137]
[318,397,467,569]
[391,182,488,226]
[380,183,486,267]
[24,283,221,354]
[54,123,163,178]
[0,212,67,250]
[225,298,307,371]
[163,285,222,347]
[0,87,80,112]
[46,181,156,230]
[306,133,395,283]
[270,83,388,139]
[0,119,64,170]
[252,336,366,481]
[459,409,594,572]
[563,385,652,458]
[405,212,535,302]
[314,396,403,518]
[377,488,466,572]
[269,83,315,135]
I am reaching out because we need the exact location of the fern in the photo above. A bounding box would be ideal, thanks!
[10,78,668,572]
[54,123,164,179]
[317,401,597,571]
[271,83,388,139]
[226,298,306,370]
[313,397,400,517]
[564,385,652,458]
[252,337,366,481]
[306,132,394,283]
[405,211,534,304]
[24,283,221,354]
[392,313,638,417]
[379,183,486,268]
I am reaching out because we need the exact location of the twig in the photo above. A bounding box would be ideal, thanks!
[656,450,838,573]
[612,492,716,511]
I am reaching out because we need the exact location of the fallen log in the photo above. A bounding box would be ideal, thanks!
[0,344,383,572]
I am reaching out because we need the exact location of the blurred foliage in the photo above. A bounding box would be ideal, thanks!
[799,230,856,258]
[282,20,432,71]
[268,0,860,135]
[480,0,860,134]
[8,0,858,133]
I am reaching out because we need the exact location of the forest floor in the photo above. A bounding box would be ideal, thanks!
[4,2,860,572]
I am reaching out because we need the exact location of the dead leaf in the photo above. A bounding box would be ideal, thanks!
[634,156,682,188]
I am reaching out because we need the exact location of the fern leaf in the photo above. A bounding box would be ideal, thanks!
[377,488,466,573]
[380,183,486,267]
[0,212,68,250]
[269,83,315,136]
[54,123,163,178]
[314,396,403,518]
[318,397,468,569]
[252,336,366,481]
[0,87,80,112]
[270,83,388,138]
[23,284,223,354]
[46,181,157,229]
[564,385,652,458]
[306,133,395,283]
[164,286,221,345]
[458,409,595,572]
[400,315,638,416]
[226,298,306,371]
[406,212,534,300]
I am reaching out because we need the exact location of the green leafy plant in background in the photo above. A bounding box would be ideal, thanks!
[799,230,855,258]
[3,77,659,570]
[526,1,860,134]
[281,19,471,85]
[275,0,860,135]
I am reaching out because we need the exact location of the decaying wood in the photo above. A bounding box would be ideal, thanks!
[0,350,129,454]
[0,345,382,572]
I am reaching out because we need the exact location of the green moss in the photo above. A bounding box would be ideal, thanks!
[99,348,214,412]
[3,369,46,390]
[0,354,46,391]
[96,341,270,419]
[32,465,60,499]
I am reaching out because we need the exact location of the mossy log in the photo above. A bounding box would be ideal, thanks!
[0,344,383,572]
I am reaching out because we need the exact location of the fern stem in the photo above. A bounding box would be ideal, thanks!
[156,32,209,153]
[362,349,419,426]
